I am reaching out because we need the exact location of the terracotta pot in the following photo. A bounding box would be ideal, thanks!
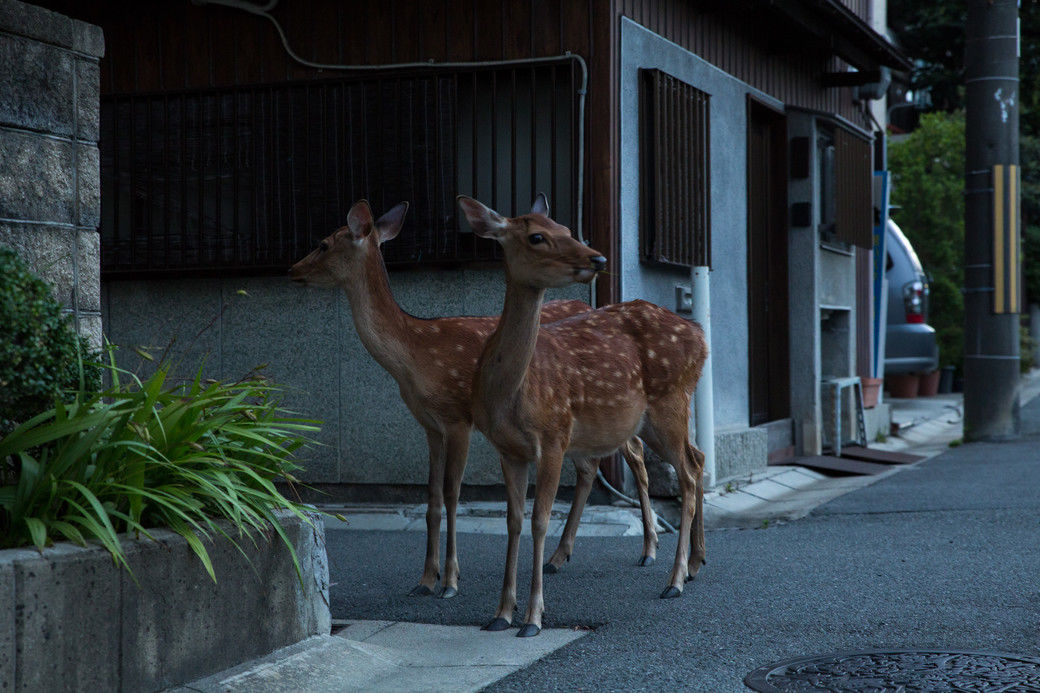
[886,373,919,398]
[918,369,941,397]
[861,377,882,409]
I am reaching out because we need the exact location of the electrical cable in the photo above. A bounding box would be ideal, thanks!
[595,469,677,534]
[194,0,588,244]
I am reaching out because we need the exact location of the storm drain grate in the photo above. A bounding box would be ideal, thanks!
[744,649,1040,692]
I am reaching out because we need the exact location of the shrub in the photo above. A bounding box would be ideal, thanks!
[0,248,101,435]
[0,355,327,581]
[889,111,965,371]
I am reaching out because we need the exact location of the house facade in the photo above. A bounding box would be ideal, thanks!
[24,0,908,497]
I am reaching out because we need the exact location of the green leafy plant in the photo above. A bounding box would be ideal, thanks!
[889,111,966,372]
[0,353,323,582]
[0,248,101,435]
[1021,326,1036,373]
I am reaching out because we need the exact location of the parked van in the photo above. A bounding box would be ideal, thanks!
[884,219,939,375]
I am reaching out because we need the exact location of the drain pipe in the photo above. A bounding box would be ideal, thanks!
[692,267,716,488]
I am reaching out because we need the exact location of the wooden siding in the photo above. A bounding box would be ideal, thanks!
[37,0,616,286]
[41,0,872,302]
[616,0,869,127]
[841,0,873,23]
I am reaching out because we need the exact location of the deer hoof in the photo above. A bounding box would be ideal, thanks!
[543,562,560,574]
[638,555,655,567]
[409,584,434,597]
[437,586,458,600]
[517,623,541,638]
[482,617,512,631]
[659,585,682,599]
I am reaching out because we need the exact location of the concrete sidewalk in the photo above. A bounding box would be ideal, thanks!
[174,623,585,693]
[177,370,1040,692]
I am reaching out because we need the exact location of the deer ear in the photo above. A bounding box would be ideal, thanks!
[375,202,408,244]
[531,193,550,217]
[457,195,508,239]
[346,199,375,240]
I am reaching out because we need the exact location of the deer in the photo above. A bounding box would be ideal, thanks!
[457,194,709,637]
[288,199,661,600]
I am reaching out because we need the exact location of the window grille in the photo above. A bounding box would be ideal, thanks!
[833,126,873,249]
[638,69,711,269]
[99,62,580,277]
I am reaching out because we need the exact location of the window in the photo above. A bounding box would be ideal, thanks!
[817,126,836,236]
[638,69,711,269]
[99,61,581,277]
[816,120,872,249]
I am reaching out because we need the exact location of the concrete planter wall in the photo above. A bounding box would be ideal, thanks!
[0,511,331,692]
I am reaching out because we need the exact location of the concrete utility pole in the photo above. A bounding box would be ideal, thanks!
[963,0,1021,440]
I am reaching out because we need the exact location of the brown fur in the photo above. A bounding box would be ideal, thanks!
[458,195,709,632]
[289,200,658,596]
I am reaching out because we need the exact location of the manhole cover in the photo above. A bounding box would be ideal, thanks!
[744,650,1040,692]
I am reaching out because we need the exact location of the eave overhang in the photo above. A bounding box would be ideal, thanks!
[767,0,913,73]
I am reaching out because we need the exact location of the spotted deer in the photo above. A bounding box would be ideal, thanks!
[457,194,709,637]
[289,200,660,599]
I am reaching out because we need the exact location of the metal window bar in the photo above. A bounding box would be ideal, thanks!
[834,126,873,249]
[638,69,711,269]
[99,61,579,278]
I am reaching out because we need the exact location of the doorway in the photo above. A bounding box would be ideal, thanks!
[747,98,790,426]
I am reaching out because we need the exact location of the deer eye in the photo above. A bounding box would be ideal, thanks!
[528,233,546,245]
[319,241,329,252]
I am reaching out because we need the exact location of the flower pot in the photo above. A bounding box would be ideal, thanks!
[918,369,941,397]
[886,373,919,398]
[938,365,956,394]
[861,377,882,409]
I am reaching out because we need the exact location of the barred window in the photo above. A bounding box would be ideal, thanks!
[638,69,711,269]
[100,62,580,277]
[833,125,873,249]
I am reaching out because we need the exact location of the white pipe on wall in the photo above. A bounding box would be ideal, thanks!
[692,266,716,487]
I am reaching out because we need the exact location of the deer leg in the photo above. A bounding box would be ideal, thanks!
[545,456,596,573]
[661,460,697,599]
[643,414,696,599]
[483,457,527,631]
[410,428,445,596]
[686,442,706,579]
[438,425,470,599]
[519,448,564,637]
[620,436,659,566]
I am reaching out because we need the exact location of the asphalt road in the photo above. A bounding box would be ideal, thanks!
[327,398,1040,691]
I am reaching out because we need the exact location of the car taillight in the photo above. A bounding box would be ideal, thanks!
[903,280,927,324]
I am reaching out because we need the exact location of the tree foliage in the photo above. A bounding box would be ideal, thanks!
[889,0,1040,304]
[889,112,965,370]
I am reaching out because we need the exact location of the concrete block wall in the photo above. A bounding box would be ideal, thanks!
[0,511,330,692]
[102,271,590,490]
[0,0,104,348]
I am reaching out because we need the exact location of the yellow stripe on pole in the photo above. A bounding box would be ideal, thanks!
[1009,164,1018,313]
[994,164,1005,314]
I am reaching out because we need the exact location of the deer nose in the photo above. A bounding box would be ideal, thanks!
[590,255,607,272]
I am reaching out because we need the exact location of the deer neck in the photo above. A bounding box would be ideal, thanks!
[340,253,415,380]
[477,279,546,410]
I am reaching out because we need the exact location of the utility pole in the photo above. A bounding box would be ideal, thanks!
[963,0,1021,440]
